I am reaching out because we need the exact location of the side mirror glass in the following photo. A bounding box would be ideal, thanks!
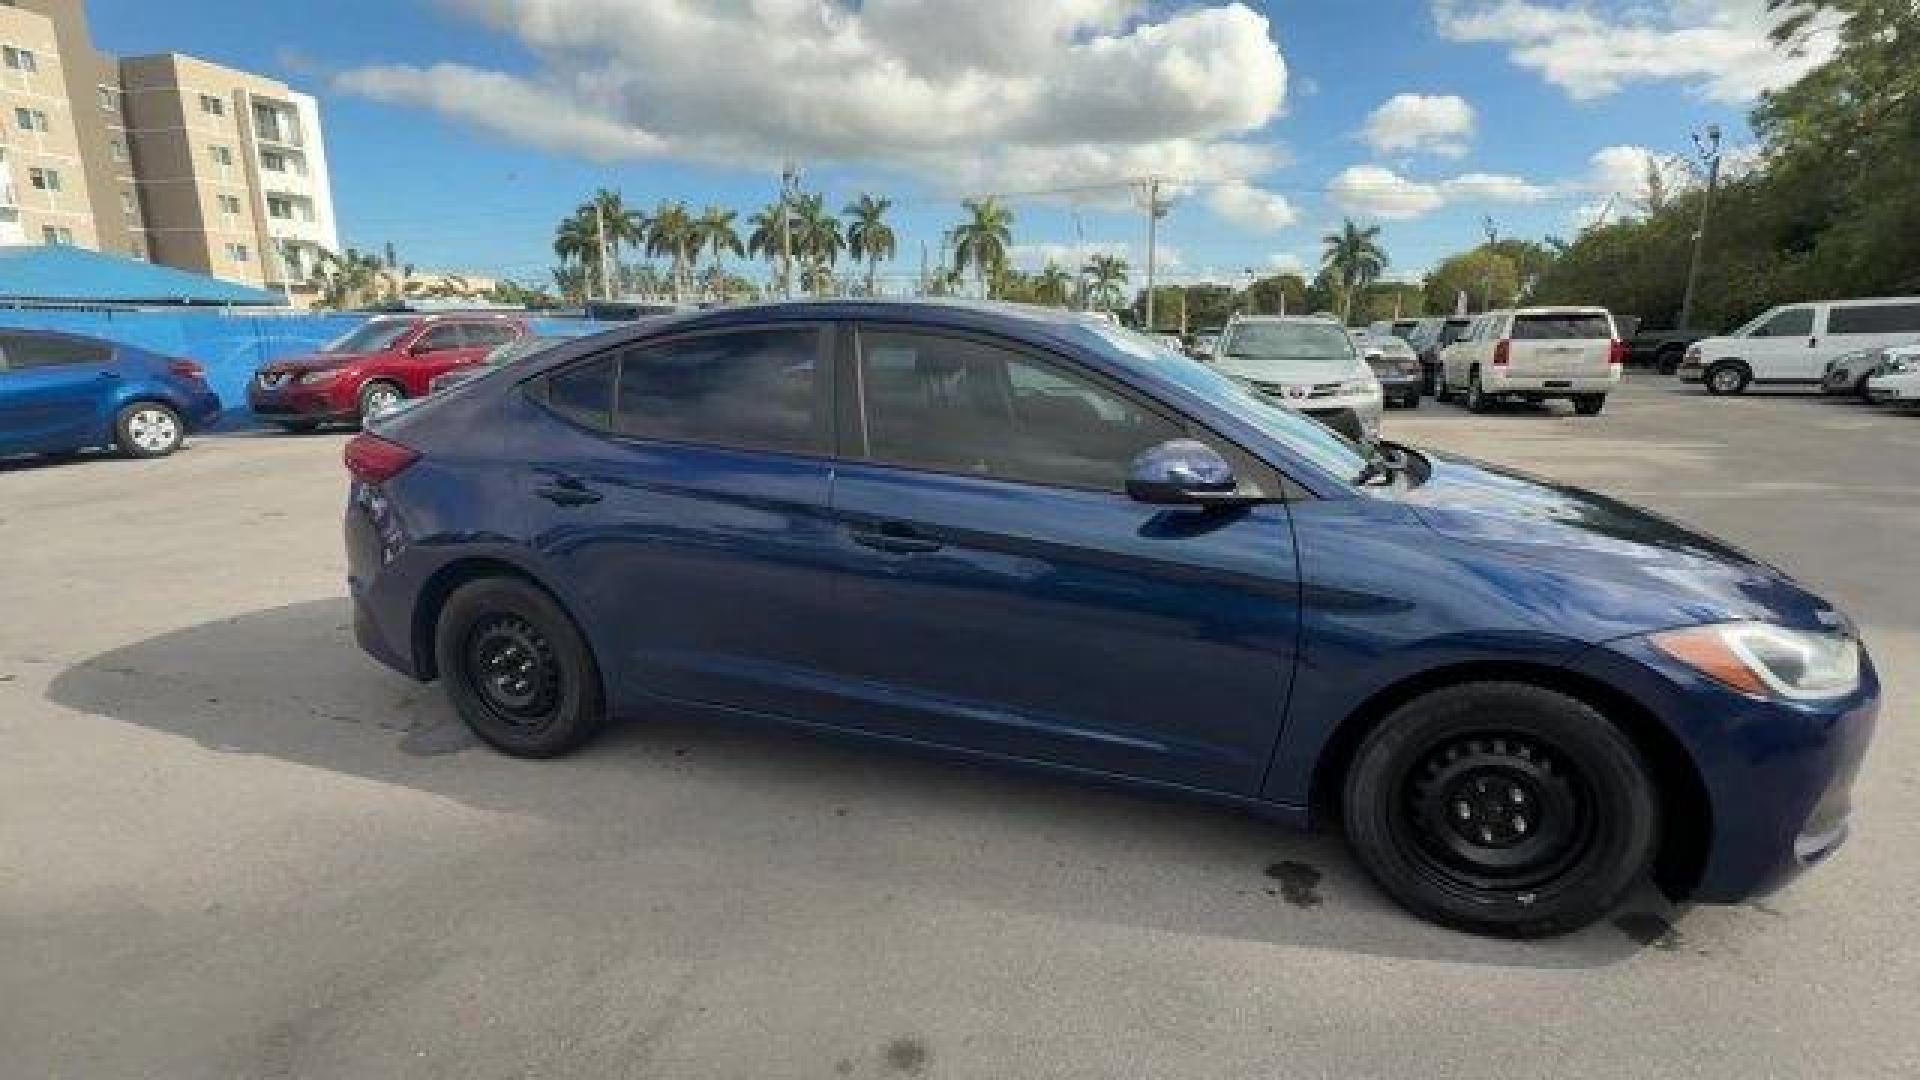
[1126,439,1242,506]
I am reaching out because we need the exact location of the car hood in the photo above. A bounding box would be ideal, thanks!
[260,352,367,374]
[1394,451,1844,635]
[1209,355,1358,384]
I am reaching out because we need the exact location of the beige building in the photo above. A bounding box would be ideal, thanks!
[0,1,338,301]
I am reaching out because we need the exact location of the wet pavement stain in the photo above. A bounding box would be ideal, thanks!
[1613,911,1683,951]
[1263,861,1324,908]
[883,1036,930,1074]
[398,721,477,756]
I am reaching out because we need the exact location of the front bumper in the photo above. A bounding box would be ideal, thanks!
[1676,358,1705,383]
[1570,635,1879,903]
[1866,378,1920,403]
[248,375,356,420]
[179,387,223,431]
[1376,374,1422,402]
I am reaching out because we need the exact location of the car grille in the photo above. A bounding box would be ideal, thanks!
[258,371,291,390]
[1251,380,1344,401]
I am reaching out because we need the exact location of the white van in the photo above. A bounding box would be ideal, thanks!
[1677,296,1920,394]
[1436,306,1623,415]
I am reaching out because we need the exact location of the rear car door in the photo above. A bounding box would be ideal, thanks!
[515,323,844,719]
[0,331,120,455]
[824,323,1300,794]
[1505,309,1615,379]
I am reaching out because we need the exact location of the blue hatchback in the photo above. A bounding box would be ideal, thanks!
[345,301,1877,936]
[0,328,221,459]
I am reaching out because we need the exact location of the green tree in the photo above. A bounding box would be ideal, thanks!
[746,201,792,296]
[792,192,843,295]
[1031,262,1073,307]
[646,200,698,299]
[695,206,743,300]
[1321,218,1388,323]
[308,247,387,309]
[1244,273,1308,317]
[1082,252,1128,310]
[844,193,897,296]
[1423,247,1521,315]
[951,197,1014,298]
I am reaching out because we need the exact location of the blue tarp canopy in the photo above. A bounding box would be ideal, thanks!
[0,245,282,307]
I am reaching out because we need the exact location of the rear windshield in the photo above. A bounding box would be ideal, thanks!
[1511,312,1613,340]
[1439,319,1472,344]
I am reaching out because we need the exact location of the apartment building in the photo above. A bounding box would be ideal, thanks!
[0,1,338,302]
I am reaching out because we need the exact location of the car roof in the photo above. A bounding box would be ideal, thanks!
[1227,314,1343,326]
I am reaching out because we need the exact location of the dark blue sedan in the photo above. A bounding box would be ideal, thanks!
[345,300,1877,937]
[0,328,220,459]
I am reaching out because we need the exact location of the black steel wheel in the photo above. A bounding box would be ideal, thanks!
[435,577,606,757]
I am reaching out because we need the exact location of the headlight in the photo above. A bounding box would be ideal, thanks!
[1651,621,1860,701]
[1340,378,1381,397]
[297,370,340,385]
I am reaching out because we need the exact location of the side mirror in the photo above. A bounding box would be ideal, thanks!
[1363,347,1383,362]
[409,341,435,355]
[1126,439,1246,506]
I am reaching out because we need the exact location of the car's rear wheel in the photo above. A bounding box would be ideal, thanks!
[1466,370,1493,413]
[1402,391,1421,410]
[1433,372,1451,403]
[1342,682,1658,937]
[434,577,606,757]
[1704,361,1750,396]
[115,402,184,458]
[359,380,405,422]
[1572,394,1606,416]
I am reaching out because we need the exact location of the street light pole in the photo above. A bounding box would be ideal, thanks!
[1138,176,1172,330]
[1678,124,1722,336]
[1479,215,1499,313]
[779,162,798,299]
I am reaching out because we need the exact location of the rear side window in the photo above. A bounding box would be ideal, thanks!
[614,327,826,454]
[466,322,518,348]
[544,354,616,429]
[0,332,113,368]
[857,328,1182,492]
[1511,312,1614,340]
[1828,303,1920,335]
[415,324,466,352]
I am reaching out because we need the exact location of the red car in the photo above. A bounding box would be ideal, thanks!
[248,313,526,429]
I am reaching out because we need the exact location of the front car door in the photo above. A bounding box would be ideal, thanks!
[0,331,119,455]
[400,323,477,394]
[513,323,845,720]
[823,322,1300,795]
[1737,304,1820,381]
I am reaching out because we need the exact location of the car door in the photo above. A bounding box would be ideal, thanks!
[401,323,476,393]
[824,323,1300,795]
[515,322,844,720]
[1737,304,1820,381]
[0,331,120,455]
[1825,301,1920,362]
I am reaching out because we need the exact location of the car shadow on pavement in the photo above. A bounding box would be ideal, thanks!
[48,597,1675,968]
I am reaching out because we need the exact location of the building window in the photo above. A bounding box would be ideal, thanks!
[98,84,116,111]
[210,144,233,178]
[3,46,37,73]
[225,242,250,262]
[131,240,147,261]
[199,93,225,117]
[13,106,48,132]
[261,149,285,172]
[120,190,137,218]
[217,193,241,219]
[109,137,125,161]
[28,166,59,191]
[42,225,73,245]
[266,194,293,219]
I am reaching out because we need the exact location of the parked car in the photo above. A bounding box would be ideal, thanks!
[345,299,1876,937]
[1207,315,1382,441]
[1352,329,1422,408]
[1865,345,1920,406]
[1368,318,1421,343]
[1437,307,1623,415]
[248,313,527,429]
[1407,315,1474,396]
[0,328,219,460]
[1625,323,1698,373]
[428,334,574,394]
[1678,296,1920,395]
[1822,344,1914,397]
[1187,330,1221,359]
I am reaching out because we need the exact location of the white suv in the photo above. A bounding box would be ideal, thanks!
[1436,306,1623,415]
[1207,315,1383,442]
[1678,296,1920,394]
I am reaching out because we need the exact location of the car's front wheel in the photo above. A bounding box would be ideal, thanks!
[1704,361,1751,396]
[115,401,185,458]
[1466,370,1493,413]
[1342,682,1658,937]
[1573,394,1606,416]
[359,380,405,422]
[434,577,607,757]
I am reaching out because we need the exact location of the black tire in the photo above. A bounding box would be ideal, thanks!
[1433,373,1451,403]
[1466,369,1493,413]
[114,401,185,458]
[1572,394,1606,416]
[1656,344,1685,375]
[434,577,607,758]
[276,419,322,434]
[1342,682,1658,937]
[1402,392,1421,410]
[1703,361,1750,396]
[358,380,406,422]
[1855,374,1874,400]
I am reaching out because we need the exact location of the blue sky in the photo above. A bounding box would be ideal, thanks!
[87,0,1827,289]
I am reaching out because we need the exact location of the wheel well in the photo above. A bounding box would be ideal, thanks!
[411,558,554,681]
[1308,661,1712,899]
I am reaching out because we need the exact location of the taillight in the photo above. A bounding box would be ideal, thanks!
[1492,339,1511,366]
[1608,339,1628,366]
[344,433,419,484]
[168,358,205,380]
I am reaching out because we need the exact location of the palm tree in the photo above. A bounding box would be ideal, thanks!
[308,247,386,309]
[746,202,791,296]
[646,200,697,299]
[1321,217,1388,324]
[1033,262,1073,307]
[790,192,842,296]
[950,197,1013,298]
[844,193,896,296]
[587,188,643,292]
[695,206,743,300]
[1082,253,1129,311]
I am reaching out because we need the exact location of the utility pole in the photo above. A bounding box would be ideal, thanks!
[593,203,611,301]
[1137,176,1172,330]
[1678,124,1722,335]
[779,162,798,299]
[919,240,928,297]
[1479,215,1499,312]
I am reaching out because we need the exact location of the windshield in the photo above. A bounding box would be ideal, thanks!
[1086,322,1369,482]
[321,319,412,354]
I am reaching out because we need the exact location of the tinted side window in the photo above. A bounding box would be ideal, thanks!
[543,354,616,429]
[1753,307,1814,337]
[467,322,517,348]
[614,327,825,454]
[1828,303,1920,335]
[416,325,464,352]
[857,329,1182,492]
[2,332,113,368]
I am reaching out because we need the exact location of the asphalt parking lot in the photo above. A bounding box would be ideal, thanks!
[3,374,1917,1079]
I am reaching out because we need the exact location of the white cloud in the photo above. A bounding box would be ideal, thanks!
[1440,172,1550,202]
[1360,93,1475,157]
[1432,0,1841,103]
[1267,250,1309,274]
[1007,241,1182,272]
[1329,166,1445,220]
[1204,183,1299,231]
[1585,145,1661,200]
[337,0,1291,195]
